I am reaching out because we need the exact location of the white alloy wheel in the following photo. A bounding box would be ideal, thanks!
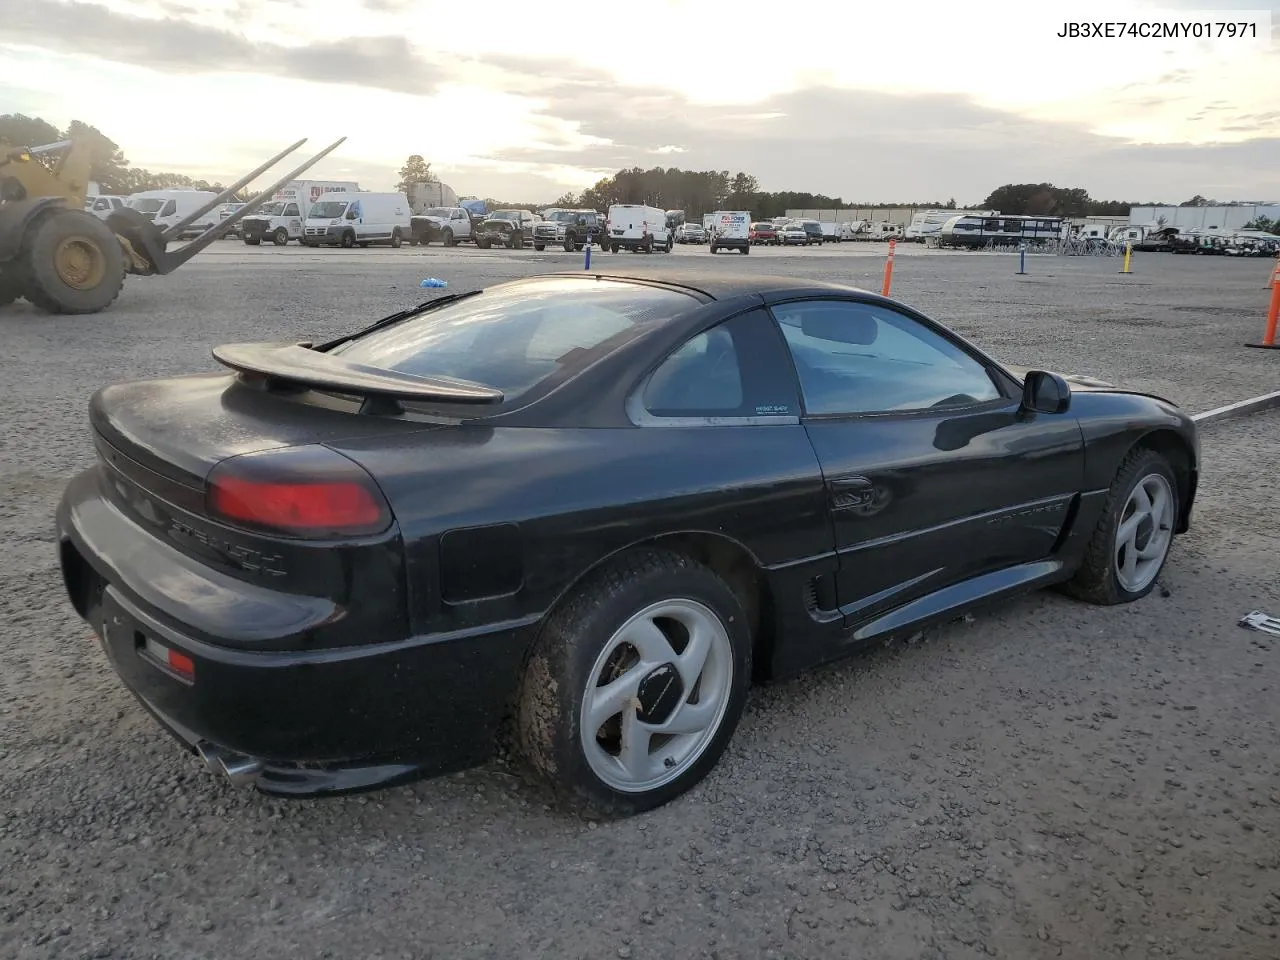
[579,598,733,793]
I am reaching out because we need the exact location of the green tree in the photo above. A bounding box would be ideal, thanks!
[0,113,61,149]
[63,120,132,193]
[395,154,434,194]
[1243,216,1279,235]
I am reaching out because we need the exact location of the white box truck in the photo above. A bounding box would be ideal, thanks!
[241,179,359,245]
[709,210,751,254]
[302,192,411,248]
[125,189,221,240]
[605,204,673,253]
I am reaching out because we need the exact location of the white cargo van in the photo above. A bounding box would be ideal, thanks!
[605,204,672,253]
[302,192,411,248]
[125,189,220,239]
[242,179,359,245]
[708,210,751,254]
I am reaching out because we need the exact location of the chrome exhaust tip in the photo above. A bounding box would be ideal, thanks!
[196,741,264,787]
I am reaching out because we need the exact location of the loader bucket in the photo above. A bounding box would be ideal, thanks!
[106,137,347,276]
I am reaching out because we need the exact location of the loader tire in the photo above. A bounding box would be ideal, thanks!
[23,210,125,315]
[0,267,23,307]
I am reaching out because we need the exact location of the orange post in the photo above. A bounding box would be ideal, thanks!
[881,239,896,296]
[1268,255,1279,289]
[1247,278,1280,349]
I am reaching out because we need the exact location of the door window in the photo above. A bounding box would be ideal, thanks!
[771,300,1002,416]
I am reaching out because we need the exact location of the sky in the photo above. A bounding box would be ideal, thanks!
[1,0,1278,204]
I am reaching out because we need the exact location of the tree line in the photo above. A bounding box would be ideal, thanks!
[6,121,1268,232]
[0,113,241,196]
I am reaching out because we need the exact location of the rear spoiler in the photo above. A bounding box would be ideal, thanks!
[211,342,505,405]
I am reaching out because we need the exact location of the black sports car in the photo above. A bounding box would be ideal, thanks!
[56,271,1199,816]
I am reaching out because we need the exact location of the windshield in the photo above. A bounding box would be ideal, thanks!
[129,198,165,213]
[328,277,698,405]
[489,211,521,220]
[309,200,349,219]
[423,207,453,218]
[256,202,285,216]
[546,211,576,222]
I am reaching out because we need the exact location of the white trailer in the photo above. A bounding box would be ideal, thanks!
[905,209,996,242]
[408,181,459,214]
[241,179,359,245]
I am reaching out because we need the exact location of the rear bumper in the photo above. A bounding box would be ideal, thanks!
[56,468,536,796]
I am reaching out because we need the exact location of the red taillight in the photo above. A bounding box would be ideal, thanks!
[206,445,392,539]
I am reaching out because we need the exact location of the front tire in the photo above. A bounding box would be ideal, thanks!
[442,229,455,247]
[22,209,125,314]
[272,227,289,246]
[340,231,355,248]
[517,548,752,818]
[1064,447,1180,605]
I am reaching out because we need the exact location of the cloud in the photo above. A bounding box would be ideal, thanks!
[4,0,445,95]
[478,70,1280,202]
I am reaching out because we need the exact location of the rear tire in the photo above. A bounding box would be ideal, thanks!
[742,244,750,255]
[22,209,125,314]
[1063,447,1180,605]
[391,229,402,248]
[516,548,752,818]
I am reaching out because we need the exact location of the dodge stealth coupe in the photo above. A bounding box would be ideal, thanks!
[57,271,1199,816]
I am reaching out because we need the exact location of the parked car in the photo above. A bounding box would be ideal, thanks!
[676,223,706,244]
[476,209,541,249]
[410,206,475,246]
[533,209,602,251]
[57,272,1198,816]
[779,223,809,245]
[799,221,824,245]
[749,222,778,245]
[215,202,247,239]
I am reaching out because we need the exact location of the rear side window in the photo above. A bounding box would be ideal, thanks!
[329,277,698,404]
[638,308,801,421]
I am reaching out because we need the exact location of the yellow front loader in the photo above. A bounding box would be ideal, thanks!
[0,136,346,315]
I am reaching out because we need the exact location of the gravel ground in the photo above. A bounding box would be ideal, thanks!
[2,243,1278,960]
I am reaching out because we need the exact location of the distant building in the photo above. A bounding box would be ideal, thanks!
[1129,204,1280,231]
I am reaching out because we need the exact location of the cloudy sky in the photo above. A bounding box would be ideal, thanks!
[2,0,1277,203]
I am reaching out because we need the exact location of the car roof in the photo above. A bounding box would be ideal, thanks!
[536,270,870,302]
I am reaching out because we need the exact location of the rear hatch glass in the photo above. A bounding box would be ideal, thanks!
[327,276,698,407]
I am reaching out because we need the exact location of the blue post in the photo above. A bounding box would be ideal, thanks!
[1016,242,1027,275]
[584,237,592,270]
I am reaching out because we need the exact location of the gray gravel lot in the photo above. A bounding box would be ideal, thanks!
[2,243,1278,960]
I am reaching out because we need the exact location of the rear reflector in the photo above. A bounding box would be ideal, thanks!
[142,637,195,680]
[205,444,393,539]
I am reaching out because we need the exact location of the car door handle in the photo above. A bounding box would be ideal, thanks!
[828,476,874,510]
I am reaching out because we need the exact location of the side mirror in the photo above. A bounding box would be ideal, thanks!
[1020,370,1071,415]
